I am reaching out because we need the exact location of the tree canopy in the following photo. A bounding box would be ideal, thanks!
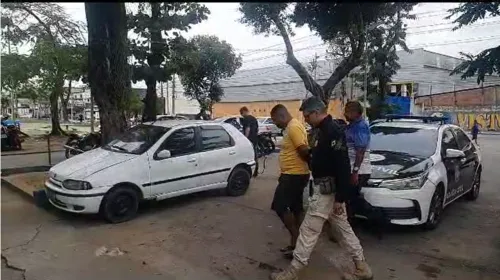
[127,2,210,121]
[446,3,500,84]
[1,2,86,134]
[338,3,416,119]
[238,3,417,104]
[177,35,242,118]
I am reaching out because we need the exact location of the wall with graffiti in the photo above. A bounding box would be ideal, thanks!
[425,110,500,131]
[457,112,500,131]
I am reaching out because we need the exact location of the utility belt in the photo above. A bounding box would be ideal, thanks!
[311,176,336,195]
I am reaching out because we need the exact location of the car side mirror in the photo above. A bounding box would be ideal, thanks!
[445,149,465,159]
[156,149,171,160]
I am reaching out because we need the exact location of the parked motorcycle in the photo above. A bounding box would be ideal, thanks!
[256,132,276,158]
[1,124,23,151]
[1,115,23,151]
[64,132,102,159]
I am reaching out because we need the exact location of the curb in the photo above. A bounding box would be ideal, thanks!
[1,178,51,209]
[1,178,35,201]
[1,149,65,157]
[1,166,51,177]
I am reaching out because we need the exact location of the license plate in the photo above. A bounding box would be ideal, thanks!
[1,134,7,139]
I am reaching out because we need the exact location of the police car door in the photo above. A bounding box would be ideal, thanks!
[440,128,465,203]
[451,127,477,193]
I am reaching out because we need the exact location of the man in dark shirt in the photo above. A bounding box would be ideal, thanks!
[471,119,479,144]
[270,97,372,280]
[240,106,259,177]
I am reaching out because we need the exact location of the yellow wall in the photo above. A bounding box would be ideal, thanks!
[213,99,344,123]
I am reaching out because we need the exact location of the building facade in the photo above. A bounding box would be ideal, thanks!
[416,85,500,131]
[214,48,500,120]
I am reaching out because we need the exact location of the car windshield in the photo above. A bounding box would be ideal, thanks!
[370,125,438,157]
[103,124,170,155]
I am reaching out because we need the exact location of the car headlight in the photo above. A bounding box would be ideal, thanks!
[62,180,92,190]
[378,171,428,191]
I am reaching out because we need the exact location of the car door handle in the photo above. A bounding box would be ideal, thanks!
[187,158,197,163]
[229,151,236,155]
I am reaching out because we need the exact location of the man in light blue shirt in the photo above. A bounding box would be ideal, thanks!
[344,101,372,220]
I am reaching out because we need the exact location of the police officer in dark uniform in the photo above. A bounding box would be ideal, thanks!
[270,96,372,280]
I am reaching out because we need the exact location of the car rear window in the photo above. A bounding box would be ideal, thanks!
[370,125,438,157]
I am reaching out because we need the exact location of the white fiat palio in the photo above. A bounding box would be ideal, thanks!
[45,120,256,223]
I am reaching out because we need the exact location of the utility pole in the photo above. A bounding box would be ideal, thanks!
[90,93,95,133]
[363,27,368,118]
[172,75,176,115]
[7,25,15,118]
[166,81,170,115]
[160,81,165,114]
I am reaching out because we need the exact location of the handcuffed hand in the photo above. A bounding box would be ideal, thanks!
[333,201,345,216]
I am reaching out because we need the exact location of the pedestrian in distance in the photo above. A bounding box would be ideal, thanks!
[270,96,372,280]
[344,101,372,222]
[269,104,311,260]
[471,119,480,145]
[240,106,260,177]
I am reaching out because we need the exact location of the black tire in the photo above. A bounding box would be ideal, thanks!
[465,169,481,201]
[423,185,444,231]
[226,166,251,197]
[100,187,139,223]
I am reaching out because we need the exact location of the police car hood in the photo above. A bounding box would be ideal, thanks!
[370,150,433,179]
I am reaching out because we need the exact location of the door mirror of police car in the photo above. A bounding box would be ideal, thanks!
[156,149,172,160]
[445,149,465,159]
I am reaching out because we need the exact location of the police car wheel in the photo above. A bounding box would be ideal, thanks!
[423,185,444,231]
[465,169,481,201]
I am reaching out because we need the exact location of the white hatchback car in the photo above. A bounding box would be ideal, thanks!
[45,120,256,223]
[358,116,482,230]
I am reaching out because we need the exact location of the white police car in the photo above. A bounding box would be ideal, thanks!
[359,116,482,230]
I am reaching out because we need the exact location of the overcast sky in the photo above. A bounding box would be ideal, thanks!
[14,2,500,88]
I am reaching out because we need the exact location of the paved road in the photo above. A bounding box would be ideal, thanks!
[2,135,500,280]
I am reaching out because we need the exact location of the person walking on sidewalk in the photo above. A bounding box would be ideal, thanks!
[269,104,311,260]
[471,120,480,145]
[270,96,373,280]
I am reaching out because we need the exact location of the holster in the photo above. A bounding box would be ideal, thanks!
[313,177,336,195]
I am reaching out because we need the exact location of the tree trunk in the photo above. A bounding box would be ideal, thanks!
[141,2,162,122]
[50,76,66,135]
[86,3,129,144]
[142,79,157,122]
[273,17,365,105]
[60,80,72,122]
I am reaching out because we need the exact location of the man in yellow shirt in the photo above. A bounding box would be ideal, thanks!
[270,104,311,259]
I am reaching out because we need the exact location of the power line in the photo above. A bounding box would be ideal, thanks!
[241,34,500,66]
[238,20,499,55]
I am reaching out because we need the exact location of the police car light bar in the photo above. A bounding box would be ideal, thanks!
[384,114,448,124]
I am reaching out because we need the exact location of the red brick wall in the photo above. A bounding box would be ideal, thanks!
[415,85,500,107]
